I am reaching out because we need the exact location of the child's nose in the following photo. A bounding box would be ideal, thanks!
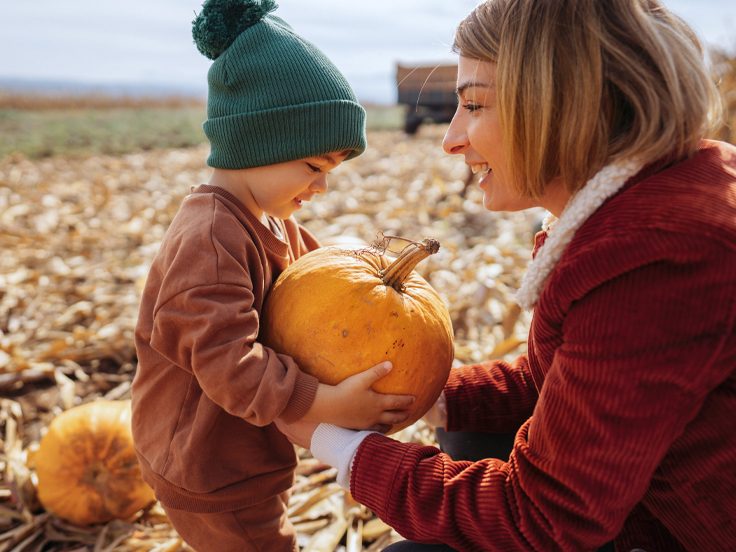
[310,175,328,194]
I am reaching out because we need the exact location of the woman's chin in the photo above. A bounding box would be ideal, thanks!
[482,190,535,213]
[482,193,500,212]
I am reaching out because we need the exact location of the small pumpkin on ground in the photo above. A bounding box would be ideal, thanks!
[263,236,454,433]
[34,399,155,526]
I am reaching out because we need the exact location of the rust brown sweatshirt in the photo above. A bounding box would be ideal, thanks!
[132,184,320,512]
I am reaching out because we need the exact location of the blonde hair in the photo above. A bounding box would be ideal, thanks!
[453,0,723,197]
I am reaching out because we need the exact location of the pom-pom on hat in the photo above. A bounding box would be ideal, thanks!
[192,0,367,169]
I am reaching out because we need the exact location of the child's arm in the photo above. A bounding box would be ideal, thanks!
[150,282,411,430]
[301,361,415,430]
[148,280,322,426]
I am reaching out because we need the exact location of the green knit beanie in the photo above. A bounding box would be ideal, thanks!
[192,0,367,169]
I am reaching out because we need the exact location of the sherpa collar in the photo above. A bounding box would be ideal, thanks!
[516,159,644,310]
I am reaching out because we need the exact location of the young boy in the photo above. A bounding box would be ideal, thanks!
[130,1,414,550]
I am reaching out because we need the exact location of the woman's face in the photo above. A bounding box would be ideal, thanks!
[443,57,564,213]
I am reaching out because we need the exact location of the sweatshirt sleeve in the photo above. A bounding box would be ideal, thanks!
[150,281,319,426]
[298,223,321,253]
[349,252,736,551]
[283,217,321,256]
[443,355,538,433]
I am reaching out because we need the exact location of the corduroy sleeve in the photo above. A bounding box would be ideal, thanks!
[350,246,736,551]
[444,355,538,433]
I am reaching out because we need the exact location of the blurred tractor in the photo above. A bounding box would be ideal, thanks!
[396,63,475,195]
[396,63,458,135]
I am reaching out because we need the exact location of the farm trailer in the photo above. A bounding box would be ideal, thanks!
[395,63,458,135]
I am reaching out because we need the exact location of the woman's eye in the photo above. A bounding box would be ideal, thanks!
[462,103,482,113]
[307,163,323,173]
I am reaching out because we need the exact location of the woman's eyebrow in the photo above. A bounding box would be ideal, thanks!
[456,81,494,96]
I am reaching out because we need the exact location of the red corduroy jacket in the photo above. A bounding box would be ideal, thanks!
[350,141,736,551]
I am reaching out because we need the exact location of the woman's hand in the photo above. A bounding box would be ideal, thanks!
[303,361,415,430]
[422,391,447,429]
[274,417,318,449]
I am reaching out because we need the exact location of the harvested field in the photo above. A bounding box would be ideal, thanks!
[0,126,542,550]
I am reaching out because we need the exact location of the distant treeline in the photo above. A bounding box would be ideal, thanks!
[0,92,205,110]
[0,48,732,159]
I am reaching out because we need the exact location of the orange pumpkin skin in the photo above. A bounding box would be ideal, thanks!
[320,235,368,249]
[263,245,454,433]
[35,399,155,526]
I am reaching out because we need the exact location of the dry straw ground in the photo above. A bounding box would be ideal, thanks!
[1,48,734,549]
[0,126,540,551]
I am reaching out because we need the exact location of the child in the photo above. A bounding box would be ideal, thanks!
[130,1,414,550]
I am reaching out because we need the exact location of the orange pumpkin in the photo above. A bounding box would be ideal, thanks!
[263,238,454,433]
[35,399,155,525]
[320,235,368,249]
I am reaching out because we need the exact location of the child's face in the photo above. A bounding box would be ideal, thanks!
[248,150,351,219]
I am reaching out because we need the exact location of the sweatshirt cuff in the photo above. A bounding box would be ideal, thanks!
[281,371,320,423]
[310,424,374,488]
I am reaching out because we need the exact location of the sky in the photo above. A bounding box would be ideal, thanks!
[2,0,736,104]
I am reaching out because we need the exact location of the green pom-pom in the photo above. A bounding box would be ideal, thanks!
[192,0,278,60]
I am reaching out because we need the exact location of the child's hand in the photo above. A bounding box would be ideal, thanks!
[304,362,415,430]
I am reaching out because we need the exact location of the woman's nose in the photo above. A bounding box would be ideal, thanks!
[310,174,328,193]
[442,111,467,155]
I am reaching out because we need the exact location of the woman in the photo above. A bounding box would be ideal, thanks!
[281,0,736,549]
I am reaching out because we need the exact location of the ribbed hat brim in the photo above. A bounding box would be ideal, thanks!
[204,100,366,169]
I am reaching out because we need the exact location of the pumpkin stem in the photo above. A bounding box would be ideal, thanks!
[381,238,440,291]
